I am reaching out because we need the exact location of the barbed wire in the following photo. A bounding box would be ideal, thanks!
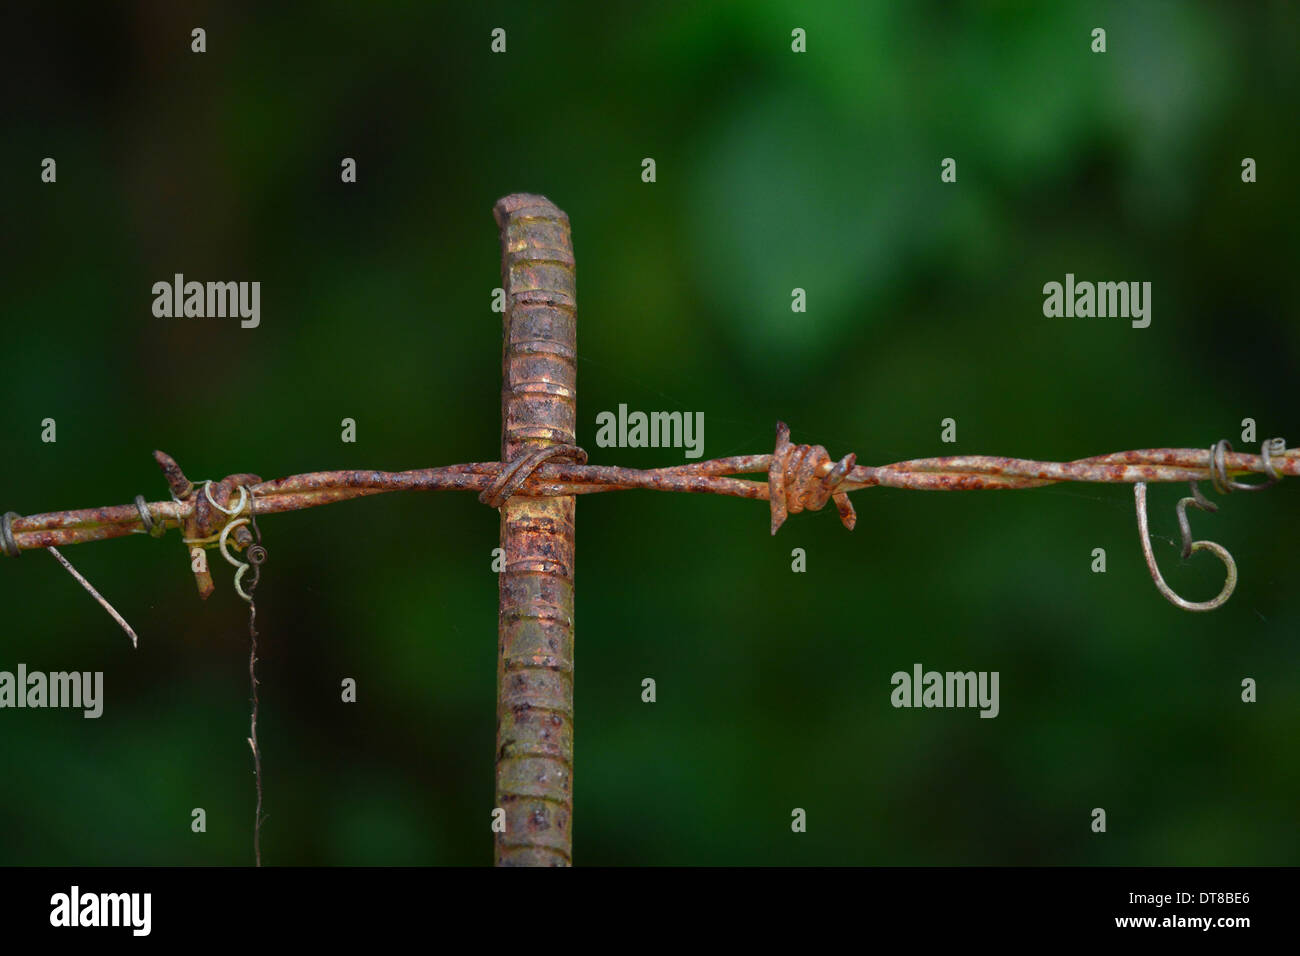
[1,425,1293,614]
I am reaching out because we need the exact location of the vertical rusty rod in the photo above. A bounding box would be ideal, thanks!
[493,194,577,866]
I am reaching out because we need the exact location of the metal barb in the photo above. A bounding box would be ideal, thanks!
[768,422,857,535]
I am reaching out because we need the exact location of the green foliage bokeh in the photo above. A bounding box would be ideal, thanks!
[1,1,1297,865]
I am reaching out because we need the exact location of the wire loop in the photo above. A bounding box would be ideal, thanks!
[1209,439,1280,494]
[480,444,588,508]
[1,512,20,558]
[215,487,264,601]
[218,517,256,601]
[1260,438,1286,481]
[205,481,249,517]
[134,494,166,538]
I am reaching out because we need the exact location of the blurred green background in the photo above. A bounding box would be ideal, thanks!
[1,0,1297,866]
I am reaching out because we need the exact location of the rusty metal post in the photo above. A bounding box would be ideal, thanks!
[492,194,578,866]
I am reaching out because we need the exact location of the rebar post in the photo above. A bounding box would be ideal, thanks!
[491,194,578,866]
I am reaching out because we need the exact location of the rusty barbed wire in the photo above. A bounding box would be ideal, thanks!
[3,429,1295,551]
[1,426,1294,612]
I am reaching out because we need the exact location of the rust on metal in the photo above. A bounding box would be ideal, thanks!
[4,196,1294,867]
[154,450,195,502]
[4,443,1298,555]
[490,193,579,866]
[150,452,261,599]
[768,421,857,534]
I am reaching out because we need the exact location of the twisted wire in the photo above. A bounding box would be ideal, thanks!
[2,429,1294,612]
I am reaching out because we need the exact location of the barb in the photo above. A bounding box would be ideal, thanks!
[1,428,1293,611]
[768,422,856,534]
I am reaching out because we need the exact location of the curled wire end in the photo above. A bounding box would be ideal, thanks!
[1175,482,1216,560]
[768,422,857,534]
[209,485,268,603]
[218,515,260,602]
[1135,482,1237,612]
[1139,437,1287,610]
[205,480,249,517]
